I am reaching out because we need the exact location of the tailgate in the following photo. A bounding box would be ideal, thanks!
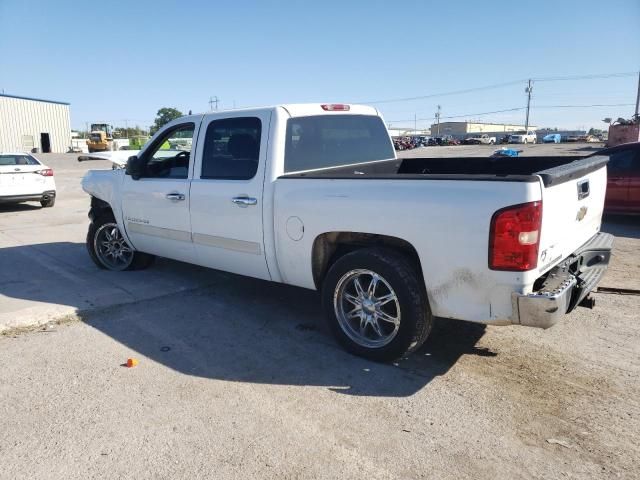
[535,156,608,274]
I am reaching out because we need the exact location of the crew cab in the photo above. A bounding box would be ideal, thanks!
[464,134,496,145]
[81,104,613,361]
[509,130,537,144]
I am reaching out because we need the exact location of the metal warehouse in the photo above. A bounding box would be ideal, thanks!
[0,93,71,153]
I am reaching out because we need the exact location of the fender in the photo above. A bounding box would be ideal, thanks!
[81,169,132,245]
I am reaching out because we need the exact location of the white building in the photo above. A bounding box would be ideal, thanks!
[0,93,71,153]
[430,121,537,139]
[388,127,431,138]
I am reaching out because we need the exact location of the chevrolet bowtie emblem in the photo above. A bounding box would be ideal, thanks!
[576,206,588,221]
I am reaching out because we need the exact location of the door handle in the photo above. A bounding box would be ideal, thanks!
[232,196,257,207]
[166,193,185,201]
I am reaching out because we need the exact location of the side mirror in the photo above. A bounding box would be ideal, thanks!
[125,155,145,180]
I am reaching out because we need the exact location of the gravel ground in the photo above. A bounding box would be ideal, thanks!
[0,151,638,479]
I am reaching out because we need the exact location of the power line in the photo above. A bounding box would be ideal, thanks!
[359,71,638,105]
[361,80,525,105]
[386,102,634,125]
[533,72,638,82]
[387,107,525,123]
[534,103,636,108]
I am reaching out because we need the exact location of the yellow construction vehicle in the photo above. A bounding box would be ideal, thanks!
[86,123,114,153]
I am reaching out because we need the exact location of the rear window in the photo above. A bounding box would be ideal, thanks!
[284,115,394,173]
[0,155,39,166]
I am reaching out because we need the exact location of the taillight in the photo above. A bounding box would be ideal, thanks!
[489,201,542,271]
[38,168,54,176]
[321,104,350,111]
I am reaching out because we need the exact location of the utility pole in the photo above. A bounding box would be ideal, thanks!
[525,79,533,131]
[124,119,129,138]
[435,105,441,136]
[414,113,417,135]
[635,70,640,117]
[208,96,219,111]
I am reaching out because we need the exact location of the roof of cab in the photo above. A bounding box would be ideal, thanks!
[195,103,379,118]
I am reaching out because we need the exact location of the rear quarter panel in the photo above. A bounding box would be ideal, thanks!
[273,177,541,323]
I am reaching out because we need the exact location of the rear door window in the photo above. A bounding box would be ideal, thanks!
[200,117,261,180]
[284,115,394,173]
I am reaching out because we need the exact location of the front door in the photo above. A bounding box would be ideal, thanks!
[189,112,271,280]
[120,121,198,263]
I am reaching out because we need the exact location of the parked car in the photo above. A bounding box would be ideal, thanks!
[463,134,496,145]
[499,134,511,144]
[414,136,430,147]
[440,135,460,146]
[81,103,612,361]
[589,142,640,214]
[509,131,537,144]
[0,152,56,207]
[542,134,561,144]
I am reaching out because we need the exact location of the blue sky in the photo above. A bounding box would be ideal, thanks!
[1,0,638,131]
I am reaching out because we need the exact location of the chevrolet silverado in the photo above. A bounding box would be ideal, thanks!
[81,104,613,361]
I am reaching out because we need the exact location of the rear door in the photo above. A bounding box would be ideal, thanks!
[536,163,608,274]
[120,121,198,263]
[0,154,45,196]
[189,112,271,280]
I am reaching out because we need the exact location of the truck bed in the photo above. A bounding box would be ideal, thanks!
[282,155,608,187]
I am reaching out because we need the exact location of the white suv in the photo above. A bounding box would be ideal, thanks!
[509,131,537,144]
[0,152,56,207]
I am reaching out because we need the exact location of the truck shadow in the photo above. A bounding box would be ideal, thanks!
[0,203,42,213]
[2,241,492,397]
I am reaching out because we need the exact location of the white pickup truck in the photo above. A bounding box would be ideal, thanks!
[81,103,613,361]
[465,134,496,145]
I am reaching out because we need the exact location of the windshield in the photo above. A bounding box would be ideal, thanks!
[284,115,394,173]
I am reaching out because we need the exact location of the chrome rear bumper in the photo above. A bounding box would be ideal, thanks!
[514,232,614,329]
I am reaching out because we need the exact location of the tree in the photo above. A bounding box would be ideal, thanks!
[150,107,183,135]
[588,128,604,136]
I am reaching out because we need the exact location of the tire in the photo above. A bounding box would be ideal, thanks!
[40,196,55,208]
[87,214,155,271]
[322,248,432,362]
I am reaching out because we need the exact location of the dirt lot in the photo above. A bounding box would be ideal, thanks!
[1,150,639,479]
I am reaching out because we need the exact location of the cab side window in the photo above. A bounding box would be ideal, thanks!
[142,123,195,179]
[201,117,261,180]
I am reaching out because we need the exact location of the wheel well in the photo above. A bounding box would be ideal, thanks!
[311,232,423,289]
[89,196,113,222]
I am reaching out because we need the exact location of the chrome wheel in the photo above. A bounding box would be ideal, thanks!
[333,269,401,348]
[94,223,134,271]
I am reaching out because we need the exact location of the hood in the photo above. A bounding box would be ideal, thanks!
[77,150,141,168]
